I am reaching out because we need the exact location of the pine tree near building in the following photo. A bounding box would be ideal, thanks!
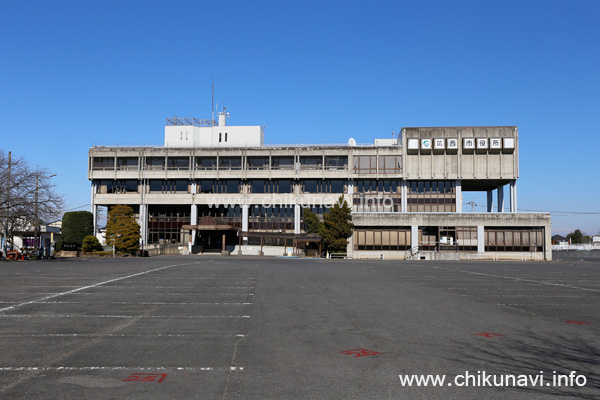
[320,196,353,254]
[303,208,322,234]
[105,205,141,254]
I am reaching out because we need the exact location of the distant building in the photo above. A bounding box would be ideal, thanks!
[10,220,61,253]
[552,234,567,244]
[88,110,551,260]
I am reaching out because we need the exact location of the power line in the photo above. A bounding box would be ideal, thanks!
[62,204,90,212]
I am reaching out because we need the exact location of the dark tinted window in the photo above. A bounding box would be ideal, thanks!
[252,180,265,193]
[226,180,240,193]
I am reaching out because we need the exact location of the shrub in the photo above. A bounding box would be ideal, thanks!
[82,235,103,252]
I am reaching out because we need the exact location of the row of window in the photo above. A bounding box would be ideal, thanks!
[485,228,544,252]
[96,179,348,194]
[353,227,544,252]
[92,155,351,171]
[96,180,457,195]
[354,228,412,251]
[92,154,400,173]
[353,155,401,173]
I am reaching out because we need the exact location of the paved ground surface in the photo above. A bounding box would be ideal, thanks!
[0,256,599,399]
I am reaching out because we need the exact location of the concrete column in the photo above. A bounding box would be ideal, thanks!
[294,204,301,234]
[139,204,148,248]
[347,181,355,213]
[510,180,517,212]
[190,204,198,245]
[487,190,494,212]
[497,185,505,213]
[455,180,462,213]
[92,205,98,236]
[401,180,408,212]
[410,225,418,251]
[242,204,249,244]
[477,225,484,252]
[90,183,98,235]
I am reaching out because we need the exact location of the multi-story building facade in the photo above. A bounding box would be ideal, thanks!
[88,112,551,260]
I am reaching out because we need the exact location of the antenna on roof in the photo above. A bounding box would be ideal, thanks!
[211,76,214,123]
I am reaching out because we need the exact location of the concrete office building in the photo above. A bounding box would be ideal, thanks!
[88,111,551,260]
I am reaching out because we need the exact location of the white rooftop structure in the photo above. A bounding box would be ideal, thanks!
[164,110,264,147]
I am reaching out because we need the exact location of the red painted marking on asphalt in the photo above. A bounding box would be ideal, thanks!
[340,349,382,357]
[471,332,505,338]
[122,373,167,382]
[565,320,590,325]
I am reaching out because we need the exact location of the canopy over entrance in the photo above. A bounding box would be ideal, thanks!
[182,216,240,254]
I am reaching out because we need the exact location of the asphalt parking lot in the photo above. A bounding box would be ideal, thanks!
[0,256,599,399]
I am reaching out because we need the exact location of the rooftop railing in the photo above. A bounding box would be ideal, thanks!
[165,117,217,127]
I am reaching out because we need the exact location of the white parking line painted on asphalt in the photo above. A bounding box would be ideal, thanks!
[0,366,245,371]
[0,261,202,314]
[1,292,254,296]
[34,301,254,305]
[0,314,252,318]
[0,333,248,338]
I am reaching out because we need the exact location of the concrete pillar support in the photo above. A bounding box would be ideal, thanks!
[294,204,301,234]
[139,204,148,248]
[477,225,484,252]
[242,204,249,244]
[190,204,198,245]
[497,185,505,213]
[455,180,462,213]
[401,180,408,212]
[487,190,494,212]
[410,225,418,252]
[91,183,98,236]
[510,180,517,212]
[92,204,98,236]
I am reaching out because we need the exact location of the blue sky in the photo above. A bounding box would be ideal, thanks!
[0,0,598,235]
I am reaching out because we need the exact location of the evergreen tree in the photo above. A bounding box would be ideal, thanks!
[320,196,353,254]
[105,205,140,254]
[62,211,94,248]
[566,229,586,244]
[303,208,322,234]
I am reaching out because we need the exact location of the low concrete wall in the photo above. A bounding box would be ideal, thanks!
[234,245,305,257]
[57,250,79,258]
[553,250,600,261]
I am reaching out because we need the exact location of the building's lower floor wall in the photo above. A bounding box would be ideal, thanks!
[354,251,545,261]
[350,212,552,261]
[92,203,551,261]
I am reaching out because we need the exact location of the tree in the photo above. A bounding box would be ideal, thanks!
[82,235,103,252]
[303,208,322,234]
[1,149,64,250]
[566,229,586,244]
[62,211,94,247]
[105,205,140,254]
[320,196,353,254]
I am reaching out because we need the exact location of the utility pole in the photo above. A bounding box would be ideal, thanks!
[466,199,478,213]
